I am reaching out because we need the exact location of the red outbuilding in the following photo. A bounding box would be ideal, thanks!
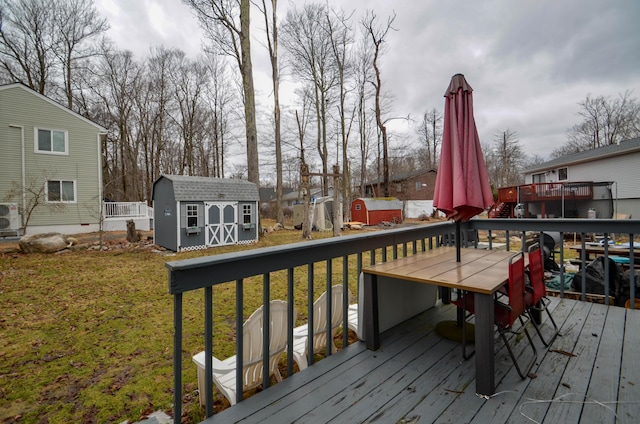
[350,198,403,225]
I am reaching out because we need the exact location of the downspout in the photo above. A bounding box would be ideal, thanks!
[9,125,26,229]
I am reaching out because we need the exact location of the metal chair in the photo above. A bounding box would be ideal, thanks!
[526,243,559,346]
[452,252,537,379]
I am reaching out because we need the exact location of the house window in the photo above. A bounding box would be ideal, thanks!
[186,204,198,227]
[415,181,423,191]
[558,167,568,181]
[243,204,252,224]
[47,180,75,202]
[36,128,68,154]
[396,183,402,192]
[532,173,545,183]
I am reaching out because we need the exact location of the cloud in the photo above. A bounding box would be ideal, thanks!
[95,0,640,162]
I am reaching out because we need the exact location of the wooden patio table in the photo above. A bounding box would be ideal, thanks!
[362,246,515,397]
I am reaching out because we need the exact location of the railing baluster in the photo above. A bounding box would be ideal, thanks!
[262,274,271,389]
[307,263,314,367]
[326,259,332,357]
[342,255,349,347]
[204,286,213,417]
[287,268,295,376]
[235,279,244,405]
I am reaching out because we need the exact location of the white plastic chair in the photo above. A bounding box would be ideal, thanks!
[347,303,358,333]
[292,285,352,371]
[192,299,293,406]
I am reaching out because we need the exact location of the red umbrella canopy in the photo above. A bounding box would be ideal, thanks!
[433,74,494,222]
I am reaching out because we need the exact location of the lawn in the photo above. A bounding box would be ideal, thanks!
[0,224,351,424]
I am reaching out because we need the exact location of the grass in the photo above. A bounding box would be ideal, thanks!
[0,222,587,423]
[0,223,373,424]
[0,220,396,423]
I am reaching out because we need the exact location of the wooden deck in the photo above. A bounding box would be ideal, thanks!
[201,297,640,424]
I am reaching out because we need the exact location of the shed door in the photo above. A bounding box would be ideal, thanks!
[205,202,237,246]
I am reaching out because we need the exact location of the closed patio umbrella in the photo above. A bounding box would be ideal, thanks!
[433,73,494,261]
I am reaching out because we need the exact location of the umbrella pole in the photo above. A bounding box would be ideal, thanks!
[456,220,461,262]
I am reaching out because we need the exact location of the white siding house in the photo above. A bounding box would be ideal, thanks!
[523,137,640,218]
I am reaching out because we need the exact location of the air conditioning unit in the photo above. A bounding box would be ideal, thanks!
[0,203,21,231]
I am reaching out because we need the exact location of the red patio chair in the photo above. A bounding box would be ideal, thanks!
[452,251,537,379]
[526,243,559,346]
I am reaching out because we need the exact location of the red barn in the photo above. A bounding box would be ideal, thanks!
[350,198,403,225]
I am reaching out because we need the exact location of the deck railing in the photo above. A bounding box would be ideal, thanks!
[103,201,152,218]
[166,218,639,422]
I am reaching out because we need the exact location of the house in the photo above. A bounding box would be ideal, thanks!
[522,137,640,218]
[0,83,107,236]
[350,197,403,225]
[152,175,259,252]
[362,170,436,201]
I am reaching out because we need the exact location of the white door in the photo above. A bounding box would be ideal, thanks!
[205,202,237,246]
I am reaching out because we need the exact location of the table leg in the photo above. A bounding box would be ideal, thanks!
[363,273,380,350]
[474,292,495,396]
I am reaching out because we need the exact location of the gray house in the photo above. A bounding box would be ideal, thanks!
[152,175,259,252]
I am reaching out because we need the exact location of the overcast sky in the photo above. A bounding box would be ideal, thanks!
[95,0,640,163]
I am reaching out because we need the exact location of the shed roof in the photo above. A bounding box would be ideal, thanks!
[156,175,259,202]
[356,198,403,210]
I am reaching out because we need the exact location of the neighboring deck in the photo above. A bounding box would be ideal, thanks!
[202,296,640,424]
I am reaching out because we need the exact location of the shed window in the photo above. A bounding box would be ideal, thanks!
[558,167,568,181]
[36,128,68,154]
[47,180,75,203]
[355,204,362,211]
[243,204,253,224]
[186,204,198,227]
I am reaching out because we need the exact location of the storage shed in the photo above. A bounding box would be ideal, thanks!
[152,175,259,252]
[350,198,403,225]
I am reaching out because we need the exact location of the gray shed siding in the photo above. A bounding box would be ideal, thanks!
[152,175,259,251]
[0,84,105,233]
[152,177,179,252]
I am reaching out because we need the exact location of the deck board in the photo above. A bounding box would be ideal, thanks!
[200,297,640,424]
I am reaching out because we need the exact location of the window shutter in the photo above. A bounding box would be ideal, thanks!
[197,204,204,227]
[180,203,186,227]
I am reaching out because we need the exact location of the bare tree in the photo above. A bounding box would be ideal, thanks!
[417,108,442,170]
[325,7,355,220]
[353,27,375,197]
[184,0,260,187]
[489,129,525,187]
[557,91,640,156]
[362,10,396,196]
[52,0,108,110]
[257,0,284,223]
[0,0,56,95]
[4,173,67,234]
[281,3,337,196]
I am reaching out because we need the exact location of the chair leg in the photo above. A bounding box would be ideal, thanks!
[499,316,537,379]
[529,298,559,347]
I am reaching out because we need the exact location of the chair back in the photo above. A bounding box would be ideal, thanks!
[527,243,546,304]
[242,300,291,389]
[309,285,349,354]
[507,251,527,324]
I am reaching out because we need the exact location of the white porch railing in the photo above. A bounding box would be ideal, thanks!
[103,202,152,218]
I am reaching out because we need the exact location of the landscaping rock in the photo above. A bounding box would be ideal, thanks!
[18,233,68,253]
